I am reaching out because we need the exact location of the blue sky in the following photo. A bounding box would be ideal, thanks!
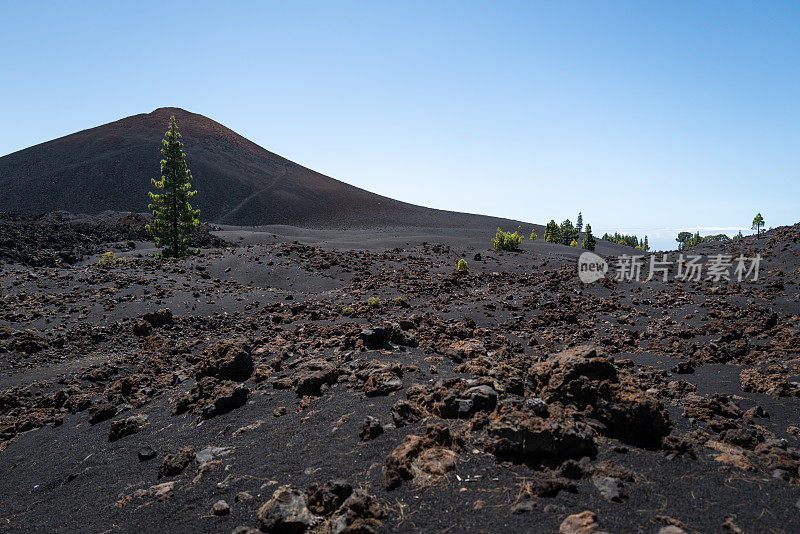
[2,1,798,250]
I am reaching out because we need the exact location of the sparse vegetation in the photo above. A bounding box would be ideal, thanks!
[529,229,538,240]
[367,296,381,307]
[98,251,121,264]
[492,228,523,251]
[342,306,355,315]
[147,115,200,259]
[457,258,469,272]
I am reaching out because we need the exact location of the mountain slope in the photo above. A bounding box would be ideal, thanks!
[0,108,523,229]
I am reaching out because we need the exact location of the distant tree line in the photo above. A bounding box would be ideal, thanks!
[600,231,649,251]
[543,212,597,250]
[675,213,766,250]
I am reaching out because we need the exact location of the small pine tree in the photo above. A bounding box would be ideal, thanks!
[643,235,649,251]
[752,213,764,236]
[147,116,200,258]
[544,220,559,243]
[530,229,538,240]
[576,212,583,234]
[581,224,596,251]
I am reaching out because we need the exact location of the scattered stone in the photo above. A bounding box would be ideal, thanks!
[306,479,353,516]
[201,382,250,419]
[391,400,422,427]
[212,500,231,516]
[88,402,117,425]
[359,416,384,440]
[196,446,234,464]
[330,489,384,534]
[413,447,457,476]
[137,446,157,462]
[132,319,152,337]
[142,308,173,327]
[258,485,320,533]
[196,340,254,382]
[235,491,254,502]
[559,510,600,534]
[592,476,626,502]
[107,414,147,442]
[510,500,536,514]
[158,446,196,478]
[360,327,391,349]
[671,361,695,374]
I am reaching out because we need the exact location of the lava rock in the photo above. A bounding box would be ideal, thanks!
[158,446,196,478]
[211,500,231,515]
[359,327,391,349]
[592,476,626,502]
[359,416,384,441]
[137,446,157,462]
[196,340,254,382]
[142,308,173,327]
[258,485,320,533]
[107,414,147,442]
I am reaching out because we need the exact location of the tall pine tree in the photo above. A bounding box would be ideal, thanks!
[581,224,596,250]
[147,116,200,258]
[576,212,583,234]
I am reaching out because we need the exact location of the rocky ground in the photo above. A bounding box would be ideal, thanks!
[0,217,799,533]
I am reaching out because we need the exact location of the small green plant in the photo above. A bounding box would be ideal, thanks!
[570,239,578,247]
[492,228,523,251]
[367,296,381,307]
[529,229,538,240]
[457,258,469,272]
[98,251,120,264]
[342,306,355,315]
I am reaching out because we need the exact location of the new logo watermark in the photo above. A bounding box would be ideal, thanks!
[577,252,608,283]
[578,252,761,284]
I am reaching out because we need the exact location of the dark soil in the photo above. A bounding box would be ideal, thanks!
[0,220,799,533]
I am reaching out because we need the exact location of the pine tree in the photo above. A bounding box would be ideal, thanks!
[576,212,583,234]
[581,224,596,251]
[676,231,691,250]
[643,235,649,251]
[544,220,559,243]
[752,213,764,236]
[559,219,577,246]
[147,116,200,258]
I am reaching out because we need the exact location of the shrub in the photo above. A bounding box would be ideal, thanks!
[367,296,380,307]
[457,258,469,272]
[492,228,523,251]
[570,239,578,247]
[98,251,120,264]
[342,306,355,315]
[529,229,538,240]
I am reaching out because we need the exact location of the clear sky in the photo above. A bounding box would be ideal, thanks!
[2,1,798,250]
